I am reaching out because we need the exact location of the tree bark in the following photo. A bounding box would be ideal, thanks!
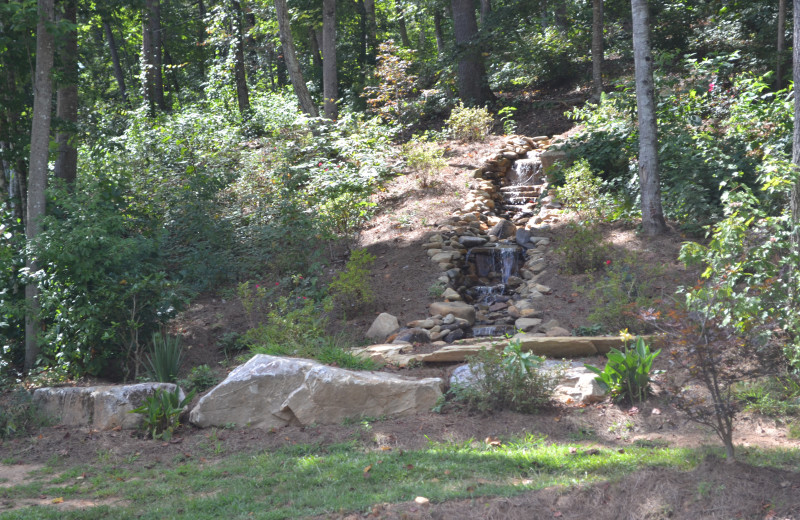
[276,44,288,87]
[198,0,206,85]
[232,0,251,116]
[55,0,78,186]
[592,0,604,100]
[791,0,800,224]
[142,0,166,114]
[310,28,323,71]
[631,0,667,236]
[103,18,127,99]
[396,6,411,47]
[363,0,377,62]
[480,0,491,25]
[322,0,337,119]
[26,0,56,372]
[777,0,786,90]
[451,0,494,105]
[274,0,318,116]
[433,9,445,54]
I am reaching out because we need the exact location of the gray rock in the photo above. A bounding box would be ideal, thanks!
[366,313,400,341]
[514,317,542,332]
[444,328,465,343]
[442,288,462,301]
[33,383,184,430]
[488,219,516,239]
[391,328,432,344]
[459,236,488,248]
[552,367,607,404]
[430,301,476,325]
[191,355,443,428]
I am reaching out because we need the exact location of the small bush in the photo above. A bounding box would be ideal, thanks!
[556,222,611,274]
[735,376,800,417]
[180,365,218,393]
[403,138,447,188]
[445,102,493,141]
[130,387,195,440]
[0,389,46,439]
[328,249,376,315]
[243,296,328,356]
[555,159,616,221]
[585,332,660,403]
[146,333,184,383]
[450,341,560,413]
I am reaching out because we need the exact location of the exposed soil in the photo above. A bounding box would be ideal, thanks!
[3,95,800,519]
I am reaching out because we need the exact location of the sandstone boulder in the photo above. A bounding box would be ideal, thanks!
[429,301,476,325]
[33,383,184,430]
[366,313,400,340]
[512,334,598,357]
[190,355,443,428]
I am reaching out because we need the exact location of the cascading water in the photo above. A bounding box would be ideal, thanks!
[507,157,543,186]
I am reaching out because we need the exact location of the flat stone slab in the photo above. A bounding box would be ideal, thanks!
[33,383,184,430]
[190,355,443,429]
[513,334,598,357]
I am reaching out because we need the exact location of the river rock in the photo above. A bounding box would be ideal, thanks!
[488,219,516,239]
[444,328,465,343]
[515,317,542,332]
[546,326,571,337]
[390,328,431,344]
[190,355,443,428]
[552,367,607,404]
[429,301,476,325]
[442,288,462,301]
[366,313,400,340]
[33,383,185,430]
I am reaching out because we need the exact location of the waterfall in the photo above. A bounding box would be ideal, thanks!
[507,157,542,186]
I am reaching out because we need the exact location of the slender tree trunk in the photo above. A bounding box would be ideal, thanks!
[276,44,288,87]
[592,0,604,100]
[451,0,494,105]
[433,9,445,54]
[791,0,800,224]
[55,0,78,186]
[631,0,667,236]
[357,0,367,66]
[232,0,250,115]
[322,0,337,119]
[103,18,127,99]
[14,158,26,224]
[309,28,323,71]
[778,0,786,90]
[363,0,377,62]
[25,0,56,372]
[198,0,206,85]
[163,46,181,94]
[142,0,166,114]
[480,0,491,25]
[274,0,318,116]
[150,0,165,110]
[397,6,411,47]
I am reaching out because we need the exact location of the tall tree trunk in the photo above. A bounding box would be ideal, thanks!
[778,0,787,90]
[451,0,494,105]
[310,28,323,71]
[55,0,78,186]
[396,6,411,47]
[103,18,127,99]
[433,9,445,54]
[142,0,166,114]
[274,0,318,116]
[276,44,288,87]
[25,0,56,372]
[198,0,207,85]
[322,0,337,119]
[791,0,800,224]
[232,0,250,115]
[631,0,667,236]
[363,0,377,62]
[592,0,604,100]
[480,0,491,25]
[357,0,367,66]
[163,46,181,94]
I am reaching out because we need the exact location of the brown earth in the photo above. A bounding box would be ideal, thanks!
[3,93,800,519]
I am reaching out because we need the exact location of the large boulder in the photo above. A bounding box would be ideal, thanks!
[190,355,443,428]
[366,313,400,341]
[429,301,476,325]
[552,367,607,404]
[33,383,184,430]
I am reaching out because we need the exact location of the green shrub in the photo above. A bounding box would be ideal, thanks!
[445,102,493,141]
[498,106,517,135]
[735,376,800,417]
[555,159,616,221]
[242,296,329,356]
[450,341,561,413]
[585,333,660,403]
[328,249,376,315]
[130,386,195,440]
[0,389,47,439]
[403,138,447,188]
[180,365,218,393]
[145,333,184,383]
[556,222,611,275]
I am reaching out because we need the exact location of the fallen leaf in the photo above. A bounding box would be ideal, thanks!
[405,464,414,470]
[568,447,578,454]
[554,416,561,422]
[112,425,122,431]
[444,470,451,475]
[170,437,183,444]
[51,497,64,504]
[554,512,562,517]
[618,449,625,454]
[380,446,392,451]
[363,464,372,473]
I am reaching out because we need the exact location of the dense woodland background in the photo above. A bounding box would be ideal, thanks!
[2,0,800,384]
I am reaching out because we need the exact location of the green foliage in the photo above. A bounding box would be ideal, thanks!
[450,343,560,414]
[585,333,660,403]
[555,159,616,221]
[145,333,184,383]
[573,324,604,337]
[243,296,329,357]
[402,138,446,188]
[328,249,376,314]
[179,365,217,394]
[735,376,800,418]
[556,222,611,275]
[497,106,517,135]
[489,27,578,89]
[584,254,663,334]
[0,389,46,439]
[363,40,418,127]
[445,102,493,142]
[129,386,195,441]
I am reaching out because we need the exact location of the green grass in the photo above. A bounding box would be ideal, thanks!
[2,435,799,519]
[735,376,800,417]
